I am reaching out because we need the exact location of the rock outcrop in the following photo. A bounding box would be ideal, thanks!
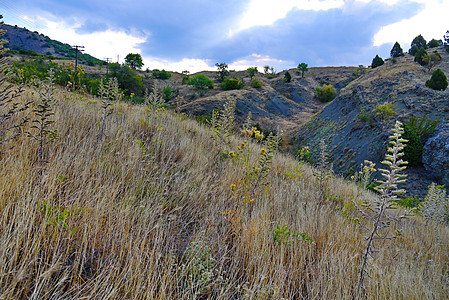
[423,124,449,186]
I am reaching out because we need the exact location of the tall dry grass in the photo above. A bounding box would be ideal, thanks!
[0,87,448,299]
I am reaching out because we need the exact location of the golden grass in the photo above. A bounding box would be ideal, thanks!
[0,87,448,299]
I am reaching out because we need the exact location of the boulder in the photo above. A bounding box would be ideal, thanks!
[423,124,449,185]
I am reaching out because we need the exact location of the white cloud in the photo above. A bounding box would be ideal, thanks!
[19,15,147,63]
[142,56,214,73]
[238,0,345,31]
[373,0,449,47]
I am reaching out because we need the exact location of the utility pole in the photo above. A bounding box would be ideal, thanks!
[104,58,112,77]
[71,45,85,87]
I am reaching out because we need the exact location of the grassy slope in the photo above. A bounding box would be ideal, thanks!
[0,87,448,299]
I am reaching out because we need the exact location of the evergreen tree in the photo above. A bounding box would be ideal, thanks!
[283,71,291,83]
[414,48,428,66]
[425,68,448,91]
[371,55,384,68]
[409,34,427,55]
[390,42,404,58]
[297,63,308,78]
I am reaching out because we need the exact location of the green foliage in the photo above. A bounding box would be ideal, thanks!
[414,48,428,66]
[246,67,257,79]
[215,62,229,82]
[162,85,173,101]
[410,34,427,55]
[427,39,442,48]
[251,78,262,88]
[396,195,421,209]
[421,183,449,225]
[425,68,448,91]
[315,84,337,102]
[402,116,438,167]
[297,62,308,77]
[152,69,171,80]
[444,30,449,53]
[263,65,276,78]
[109,63,144,96]
[273,224,314,245]
[390,42,404,58]
[220,77,244,90]
[124,53,143,70]
[357,107,376,127]
[188,74,214,94]
[38,201,82,234]
[374,103,395,120]
[371,55,384,68]
[283,71,291,82]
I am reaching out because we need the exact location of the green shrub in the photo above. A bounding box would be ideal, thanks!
[357,107,376,127]
[414,48,428,66]
[251,78,262,88]
[162,85,173,101]
[283,71,291,82]
[402,116,438,167]
[427,39,442,48]
[247,67,257,80]
[188,74,214,94]
[390,42,404,58]
[316,84,337,102]
[152,69,171,80]
[221,78,244,90]
[374,103,395,120]
[409,34,427,55]
[425,68,448,91]
[371,55,384,68]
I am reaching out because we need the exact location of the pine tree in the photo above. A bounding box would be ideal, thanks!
[425,68,448,91]
[371,55,384,68]
[390,42,404,58]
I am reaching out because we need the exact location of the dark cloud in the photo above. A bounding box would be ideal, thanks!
[2,0,425,69]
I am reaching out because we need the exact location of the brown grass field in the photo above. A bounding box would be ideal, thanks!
[0,87,448,299]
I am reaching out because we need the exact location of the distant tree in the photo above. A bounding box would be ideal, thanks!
[390,42,404,58]
[188,74,214,94]
[221,77,244,90]
[409,34,427,55]
[152,69,171,80]
[425,68,448,91]
[414,48,428,66]
[444,30,449,53]
[109,63,144,96]
[283,71,291,82]
[215,62,229,82]
[181,70,190,84]
[263,65,270,74]
[425,51,442,72]
[124,53,143,70]
[427,39,442,48]
[263,65,276,78]
[247,67,258,80]
[297,63,308,78]
[371,55,384,68]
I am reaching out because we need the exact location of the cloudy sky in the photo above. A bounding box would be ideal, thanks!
[1,0,448,72]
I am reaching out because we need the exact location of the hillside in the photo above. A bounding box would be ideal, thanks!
[293,47,449,196]
[2,23,102,64]
[1,83,448,298]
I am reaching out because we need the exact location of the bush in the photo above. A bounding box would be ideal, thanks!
[315,85,337,102]
[414,48,428,66]
[371,55,384,68]
[374,103,395,120]
[152,69,171,80]
[188,74,214,94]
[162,85,173,101]
[283,71,291,82]
[251,78,262,88]
[425,68,448,91]
[220,78,244,90]
[427,39,442,48]
[410,34,427,55]
[402,116,438,167]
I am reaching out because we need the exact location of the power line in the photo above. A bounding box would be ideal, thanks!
[104,57,112,77]
[71,45,84,85]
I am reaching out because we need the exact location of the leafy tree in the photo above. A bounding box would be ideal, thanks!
[188,74,214,94]
[251,78,262,88]
[409,34,427,55]
[427,39,442,48]
[403,116,438,167]
[425,51,441,72]
[247,67,258,80]
[181,70,190,84]
[263,65,276,78]
[297,63,308,78]
[371,55,384,68]
[425,68,448,91]
[215,62,229,82]
[283,71,291,82]
[162,85,173,101]
[316,85,337,102]
[390,42,404,58]
[414,48,428,66]
[124,53,143,70]
[109,63,144,96]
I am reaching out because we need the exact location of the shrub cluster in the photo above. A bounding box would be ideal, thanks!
[315,84,337,102]
[425,68,448,91]
[152,69,171,80]
[221,78,244,91]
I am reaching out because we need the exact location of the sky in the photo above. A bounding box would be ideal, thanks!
[0,0,448,73]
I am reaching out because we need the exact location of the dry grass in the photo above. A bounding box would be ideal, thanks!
[0,87,448,299]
